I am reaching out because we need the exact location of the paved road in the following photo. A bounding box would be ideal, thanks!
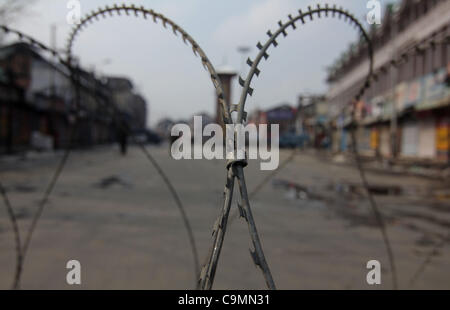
[0,145,449,289]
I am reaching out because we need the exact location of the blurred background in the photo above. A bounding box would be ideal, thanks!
[0,0,449,289]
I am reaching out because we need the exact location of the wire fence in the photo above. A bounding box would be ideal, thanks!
[0,2,448,290]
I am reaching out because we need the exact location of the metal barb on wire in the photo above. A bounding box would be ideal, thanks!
[1,8,213,288]
[65,4,232,126]
[325,22,450,291]
[66,4,268,288]
[229,149,298,225]
[3,2,440,291]
[234,165,276,289]
[65,4,237,287]
[198,168,235,290]
[207,4,399,290]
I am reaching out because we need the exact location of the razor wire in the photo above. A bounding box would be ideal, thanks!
[197,4,399,290]
[0,5,227,288]
[0,2,447,291]
[0,180,22,289]
[339,30,449,290]
[227,8,449,290]
[65,4,237,287]
[0,25,74,289]
[65,3,231,124]
[409,232,450,288]
[14,63,91,290]
[65,3,273,291]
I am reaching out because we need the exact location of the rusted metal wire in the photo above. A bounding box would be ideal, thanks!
[2,2,446,291]
[0,9,218,288]
[64,4,237,287]
[0,25,67,63]
[0,181,22,289]
[229,149,298,225]
[13,132,74,289]
[235,165,276,289]
[65,4,232,125]
[198,4,397,290]
[197,167,235,290]
[409,232,450,287]
[349,124,398,289]
[0,26,73,290]
[344,31,450,290]
[136,142,200,283]
[11,62,82,290]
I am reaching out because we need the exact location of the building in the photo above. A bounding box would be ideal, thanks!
[0,42,148,154]
[0,42,74,152]
[326,0,450,163]
[71,67,115,147]
[265,103,297,136]
[248,109,267,127]
[155,117,175,139]
[296,95,328,148]
[106,76,148,132]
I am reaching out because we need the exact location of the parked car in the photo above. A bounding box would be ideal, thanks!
[279,132,305,149]
[131,129,162,145]
[145,129,162,145]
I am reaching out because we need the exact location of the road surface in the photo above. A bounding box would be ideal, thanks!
[0,145,449,289]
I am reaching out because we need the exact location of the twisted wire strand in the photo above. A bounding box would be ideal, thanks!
[136,141,200,283]
[13,131,74,289]
[65,4,237,287]
[229,149,298,225]
[0,26,73,289]
[230,4,374,216]
[0,25,68,64]
[234,165,276,289]
[408,232,450,287]
[329,33,450,125]
[12,63,82,290]
[349,123,398,289]
[199,4,398,290]
[3,3,443,291]
[65,3,231,125]
[0,181,22,289]
[197,167,235,290]
[1,8,225,288]
[398,36,450,283]
[333,29,450,290]
[239,4,397,289]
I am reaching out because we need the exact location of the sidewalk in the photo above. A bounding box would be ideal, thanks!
[301,149,450,181]
[0,145,117,172]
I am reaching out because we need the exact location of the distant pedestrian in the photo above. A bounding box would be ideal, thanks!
[115,116,129,156]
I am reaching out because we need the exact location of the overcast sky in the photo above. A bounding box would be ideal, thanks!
[7,0,397,126]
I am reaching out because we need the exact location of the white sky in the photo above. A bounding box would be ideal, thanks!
[5,0,397,127]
